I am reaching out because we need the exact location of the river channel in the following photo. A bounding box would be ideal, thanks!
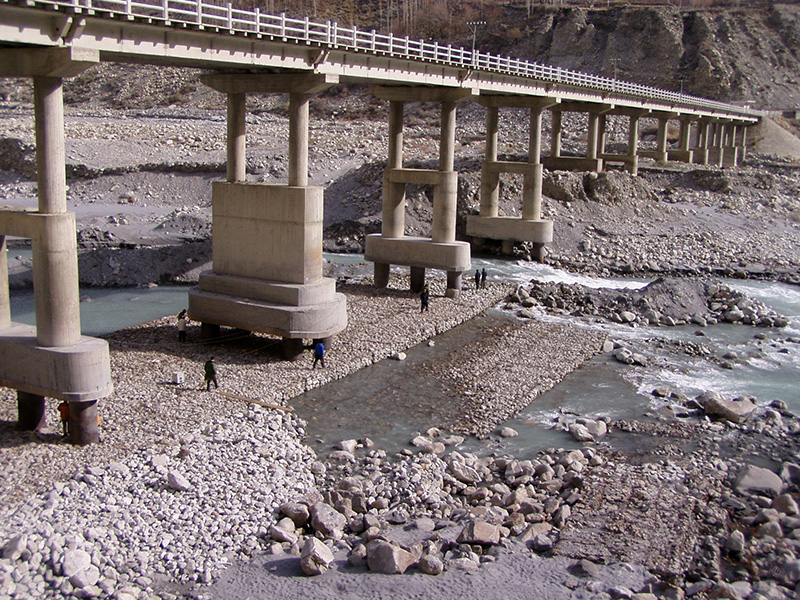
[9,253,800,456]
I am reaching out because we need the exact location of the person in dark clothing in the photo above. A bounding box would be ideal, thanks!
[313,341,326,369]
[58,401,69,436]
[177,310,187,343]
[204,357,218,391]
[481,268,487,289]
[475,269,480,290]
[420,285,429,312]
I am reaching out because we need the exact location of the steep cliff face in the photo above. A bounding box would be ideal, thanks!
[0,4,798,109]
[681,7,800,106]
[497,4,800,109]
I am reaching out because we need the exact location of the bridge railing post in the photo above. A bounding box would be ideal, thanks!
[162,0,167,21]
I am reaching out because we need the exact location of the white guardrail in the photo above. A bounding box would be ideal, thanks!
[9,0,760,118]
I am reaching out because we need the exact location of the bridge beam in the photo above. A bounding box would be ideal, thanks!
[190,73,346,351]
[0,48,111,445]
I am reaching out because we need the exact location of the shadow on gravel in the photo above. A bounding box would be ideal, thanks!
[0,420,64,448]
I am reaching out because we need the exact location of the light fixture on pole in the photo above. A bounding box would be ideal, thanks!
[609,57,621,80]
[467,20,486,65]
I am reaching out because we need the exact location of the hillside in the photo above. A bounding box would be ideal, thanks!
[1,4,799,110]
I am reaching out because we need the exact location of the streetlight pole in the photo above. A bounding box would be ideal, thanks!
[609,57,621,80]
[467,20,486,66]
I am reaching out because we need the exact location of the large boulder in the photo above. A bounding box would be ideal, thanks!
[735,464,783,498]
[699,393,757,423]
[280,502,310,528]
[456,520,501,546]
[449,461,481,484]
[366,540,417,574]
[310,503,347,539]
[300,538,335,576]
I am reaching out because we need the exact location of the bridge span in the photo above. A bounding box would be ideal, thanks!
[0,0,760,443]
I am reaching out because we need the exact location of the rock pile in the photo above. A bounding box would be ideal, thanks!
[0,408,318,598]
[269,440,605,579]
[507,277,791,328]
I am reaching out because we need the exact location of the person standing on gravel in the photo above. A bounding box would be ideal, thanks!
[204,357,218,391]
[420,285,430,313]
[481,268,487,289]
[312,341,326,369]
[58,401,70,437]
[475,269,480,290]
[177,310,187,343]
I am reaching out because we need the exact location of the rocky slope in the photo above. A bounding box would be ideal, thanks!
[2,4,799,110]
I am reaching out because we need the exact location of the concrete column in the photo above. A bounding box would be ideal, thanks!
[69,400,99,446]
[373,263,390,288]
[17,391,45,431]
[718,123,726,146]
[410,266,426,293]
[480,106,500,218]
[656,118,669,163]
[227,92,246,182]
[439,101,456,172]
[33,77,67,215]
[587,112,600,160]
[382,100,406,238]
[388,100,404,169]
[740,125,748,161]
[288,92,309,187]
[281,338,305,361]
[200,322,221,340]
[432,102,457,244]
[522,107,543,221]
[597,114,607,158]
[727,124,738,148]
[0,236,9,330]
[33,203,81,348]
[696,120,711,165]
[550,110,562,158]
[446,271,462,293]
[679,118,693,152]
[627,115,640,175]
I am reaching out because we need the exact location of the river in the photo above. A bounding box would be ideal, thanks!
[8,253,799,455]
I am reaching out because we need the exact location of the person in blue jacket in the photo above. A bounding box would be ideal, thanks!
[313,341,326,369]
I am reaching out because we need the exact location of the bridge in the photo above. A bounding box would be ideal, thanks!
[0,0,759,443]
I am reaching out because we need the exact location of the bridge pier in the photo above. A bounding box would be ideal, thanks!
[189,73,346,352]
[365,87,472,298]
[0,47,113,445]
[542,104,605,173]
[693,118,713,165]
[722,122,740,167]
[637,113,675,165]
[466,96,554,262]
[667,116,695,163]
[601,109,647,175]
